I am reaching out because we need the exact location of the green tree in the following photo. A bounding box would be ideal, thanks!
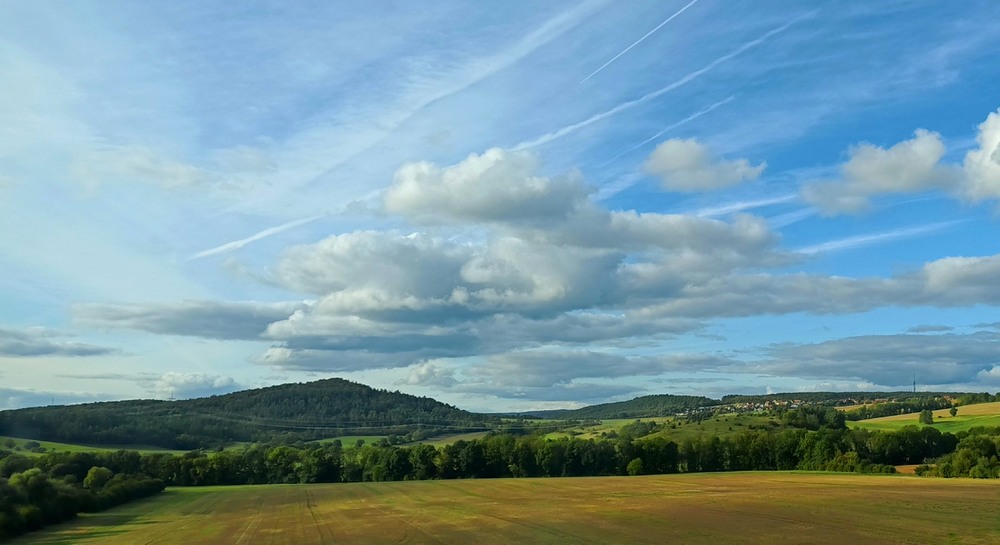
[626,458,644,476]
[918,409,935,425]
[83,467,113,490]
[949,407,958,417]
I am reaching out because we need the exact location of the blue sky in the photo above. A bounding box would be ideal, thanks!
[2,1,1000,411]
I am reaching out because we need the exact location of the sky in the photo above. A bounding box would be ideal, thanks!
[1,1,1000,412]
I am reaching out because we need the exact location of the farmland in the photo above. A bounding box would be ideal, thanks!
[849,401,1000,433]
[13,473,1000,545]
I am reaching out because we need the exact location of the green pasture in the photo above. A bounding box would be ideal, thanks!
[849,401,1000,433]
[12,473,1000,545]
[0,436,185,456]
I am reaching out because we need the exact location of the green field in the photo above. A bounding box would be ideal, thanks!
[12,473,1000,544]
[849,401,1000,433]
[0,436,185,456]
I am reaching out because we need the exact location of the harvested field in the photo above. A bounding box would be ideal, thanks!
[13,473,1000,545]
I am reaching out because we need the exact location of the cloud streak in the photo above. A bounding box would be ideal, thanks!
[514,18,803,151]
[188,214,326,260]
[797,220,963,255]
[580,0,701,83]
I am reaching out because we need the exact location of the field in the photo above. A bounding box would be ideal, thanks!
[0,436,185,456]
[849,401,1000,433]
[13,473,1000,545]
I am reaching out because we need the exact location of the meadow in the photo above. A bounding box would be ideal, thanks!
[12,473,1000,545]
[849,401,1000,433]
[0,436,185,456]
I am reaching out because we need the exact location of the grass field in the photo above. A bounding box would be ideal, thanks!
[13,473,1000,545]
[0,436,185,456]
[849,401,1000,433]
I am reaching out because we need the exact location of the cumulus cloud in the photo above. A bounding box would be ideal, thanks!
[399,362,457,388]
[383,148,592,225]
[803,129,953,214]
[0,327,116,358]
[803,109,1000,214]
[148,372,240,399]
[961,108,1000,202]
[75,300,306,340]
[643,138,765,192]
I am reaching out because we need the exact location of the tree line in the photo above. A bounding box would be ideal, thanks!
[0,460,163,541]
[2,424,963,491]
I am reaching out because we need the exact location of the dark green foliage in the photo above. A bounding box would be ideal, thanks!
[0,460,163,541]
[919,409,935,425]
[842,397,953,421]
[527,394,717,420]
[781,406,846,431]
[722,391,954,405]
[0,378,496,449]
[918,429,1000,478]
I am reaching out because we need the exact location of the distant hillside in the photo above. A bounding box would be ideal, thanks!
[0,378,495,449]
[523,394,718,420]
[720,391,959,405]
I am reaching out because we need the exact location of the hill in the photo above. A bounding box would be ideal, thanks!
[0,378,495,449]
[522,394,718,420]
[849,401,1000,433]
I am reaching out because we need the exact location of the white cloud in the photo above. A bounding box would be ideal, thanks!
[384,148,592,225]
[961,108,1000,202]
[803,129,954,214]
[150,372,240,399]
[643,138,765,192]
[399,362,457,388]
[803,109,1000,214]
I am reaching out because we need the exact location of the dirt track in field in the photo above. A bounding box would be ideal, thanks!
[13,473,1000,545]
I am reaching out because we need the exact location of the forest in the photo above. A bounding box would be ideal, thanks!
[0,379,495,449]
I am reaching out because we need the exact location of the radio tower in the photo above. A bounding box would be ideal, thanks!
[912,373,916,394]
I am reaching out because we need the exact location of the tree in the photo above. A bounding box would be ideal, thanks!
[949,407,958,417]
[918,410,935,425]
[83,467,113,491]
[626,458,644,476]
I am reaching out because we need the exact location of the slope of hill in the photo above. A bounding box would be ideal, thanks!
[849,401,1000,433]
[524,394,718,420]
[0,378,495,449]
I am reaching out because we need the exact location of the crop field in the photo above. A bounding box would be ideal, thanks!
[13,473,1000,545]
[849,401,1000,433]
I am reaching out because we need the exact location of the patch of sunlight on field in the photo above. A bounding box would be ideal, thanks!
[0,436,186,456]
[13,473,1000,545]
[849,401,1000,433]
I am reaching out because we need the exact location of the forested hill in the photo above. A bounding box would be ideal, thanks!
[523,394,717,419]
[0,378,495,449]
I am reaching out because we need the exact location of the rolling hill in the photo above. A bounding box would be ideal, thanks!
[0,378,496,449]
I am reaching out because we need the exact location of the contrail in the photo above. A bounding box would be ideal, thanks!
[695,194,796,218]
[599,95,735,167]
[187,214,325,260]
[514,17,803,151]
[797,220,964,255]
[580,0,700,84]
